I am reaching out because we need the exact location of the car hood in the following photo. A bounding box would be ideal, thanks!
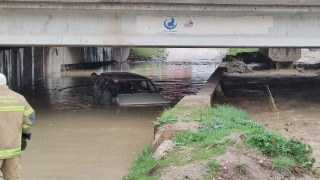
[118,93,169,106]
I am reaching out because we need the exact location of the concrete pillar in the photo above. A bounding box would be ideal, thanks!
[0,51,3,74]
[21,48,33,87]
[268,48,301,69]
[46,47,63,75]
[84,47,113,62]
[113,47,130,63]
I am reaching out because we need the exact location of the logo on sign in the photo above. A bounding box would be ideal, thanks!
[164,18,177,30]
[184,20,194,28]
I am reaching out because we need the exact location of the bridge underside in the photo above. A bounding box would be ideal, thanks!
[1,1,320,47]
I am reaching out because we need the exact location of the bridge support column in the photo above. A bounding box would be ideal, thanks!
[56,47,84,71]
[268,48,301,69]
[113,47,130,63]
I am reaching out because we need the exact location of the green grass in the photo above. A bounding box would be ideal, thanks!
[122,144,158,180]
[227,48,259,56]
[270,156,295,174]
[153,107,178,126]
[131,48,166,58]
[235,163,248,174]
[203,160,219,180]
[123,105,315,180]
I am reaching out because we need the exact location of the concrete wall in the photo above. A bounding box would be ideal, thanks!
[0,47,62,89]
[0,46,128,89]
[84,47,113,62]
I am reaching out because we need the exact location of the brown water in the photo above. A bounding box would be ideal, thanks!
[18,58,222,180]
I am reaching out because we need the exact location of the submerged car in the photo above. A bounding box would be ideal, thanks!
[93,72,169,106]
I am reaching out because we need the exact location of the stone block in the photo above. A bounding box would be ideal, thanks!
[269,48,301,62]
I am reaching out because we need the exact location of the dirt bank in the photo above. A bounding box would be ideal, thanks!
[212,93,320,178]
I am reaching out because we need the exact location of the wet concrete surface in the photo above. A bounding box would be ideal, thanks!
[16,48,225,180]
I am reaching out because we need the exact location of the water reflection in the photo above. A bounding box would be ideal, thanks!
[19,60,220,112]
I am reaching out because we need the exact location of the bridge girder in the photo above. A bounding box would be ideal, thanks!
[1,1,320,47]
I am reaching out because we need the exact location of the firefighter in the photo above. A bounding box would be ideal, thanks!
[0,73,35,180]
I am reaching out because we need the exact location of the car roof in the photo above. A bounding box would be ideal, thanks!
[99,72,150,81]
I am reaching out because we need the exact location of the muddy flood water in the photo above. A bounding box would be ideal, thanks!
[17,48,226,180]
[6,48,320,180]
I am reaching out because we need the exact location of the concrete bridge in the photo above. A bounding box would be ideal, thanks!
[1,0,320,47]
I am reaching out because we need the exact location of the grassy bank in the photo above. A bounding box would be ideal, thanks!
[227,48,259,56]
[123,105,315,180]
[131,48,166,58]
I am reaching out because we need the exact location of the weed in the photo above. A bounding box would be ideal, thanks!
[235,163,247,174]
[227,48,259,56]
[191,148,216,161]
[131,48,166,58]
[270,156,294,174]
[245,132,315,171]
[176,101,186,107]
[122,144,158,180]
[157,149,187,167]
[224,138,236,145]
[181,117,191,123]
[191,113,202,121]
[203,159,220,180]
[153,107,177,126]
[236,143,244,149]
[208,159,220,170]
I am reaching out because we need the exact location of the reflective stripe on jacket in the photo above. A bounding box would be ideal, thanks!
[0,85,34,159]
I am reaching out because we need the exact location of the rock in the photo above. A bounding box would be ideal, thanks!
[153,140,175,159]
[223,52,276,70]
[225,61,254,73]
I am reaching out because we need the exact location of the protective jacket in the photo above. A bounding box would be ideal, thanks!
[0,85,34,159]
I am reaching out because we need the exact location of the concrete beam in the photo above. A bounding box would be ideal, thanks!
[5,0,320,6]
[1,1,320,47]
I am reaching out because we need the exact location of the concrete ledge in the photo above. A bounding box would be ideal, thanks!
[5,0,320,6]
[152,63,226,152]
[1,35,320,48]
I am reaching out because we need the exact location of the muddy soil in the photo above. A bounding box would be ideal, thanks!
[212,93,320,179]
[158,132,313,180]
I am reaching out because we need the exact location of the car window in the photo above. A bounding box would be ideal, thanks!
[121,80,157,94]
[146,81,157,92]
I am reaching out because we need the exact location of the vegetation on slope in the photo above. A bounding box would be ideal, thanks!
[131,48,166,58]
[123,105,315,180]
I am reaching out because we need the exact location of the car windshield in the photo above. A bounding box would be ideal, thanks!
[114,80,157,94]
